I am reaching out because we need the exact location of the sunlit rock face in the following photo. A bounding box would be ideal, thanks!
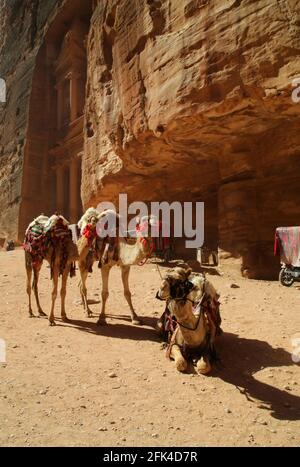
[0,0,64,241]
[83,0,300,278]
[0,0,89,240]
[1,0,300,278]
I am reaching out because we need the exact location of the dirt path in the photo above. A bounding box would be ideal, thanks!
[0,249,299,446]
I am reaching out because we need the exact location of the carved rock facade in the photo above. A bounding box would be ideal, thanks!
[1,0,300,278]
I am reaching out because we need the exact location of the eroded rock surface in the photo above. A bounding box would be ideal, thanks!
[0,0,65,241]
[1,0,300,278]
[83,0,300,277]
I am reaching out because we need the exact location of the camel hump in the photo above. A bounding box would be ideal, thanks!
[45,214,69,232]
[25,215,50,235]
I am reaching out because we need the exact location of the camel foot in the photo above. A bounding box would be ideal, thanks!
[97,317,108,326]
[196,358,212,375]
[132,317,142,326]
[28,311,34,318]
[175,357,188,372]
[38,310,47,317]
[62,315,70,323]
[86,310,93,318]
[155,320,164,335]
[49,319,56,327]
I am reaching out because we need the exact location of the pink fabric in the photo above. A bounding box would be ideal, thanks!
[275,227,300,266]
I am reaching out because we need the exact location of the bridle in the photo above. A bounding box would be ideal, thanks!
[156,278,208,332]
[155,279,196,304]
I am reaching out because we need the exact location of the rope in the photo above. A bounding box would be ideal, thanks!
[156,263,163,279]
[138,238,155,266]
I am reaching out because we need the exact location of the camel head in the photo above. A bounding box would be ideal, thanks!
[135,215,159,239]
[156,267,194,301]
[78,208,102,235]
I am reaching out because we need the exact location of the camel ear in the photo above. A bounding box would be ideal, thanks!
[186,268,192,278]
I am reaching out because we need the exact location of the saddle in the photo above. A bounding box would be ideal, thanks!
[99,237,119,266]
[48,217,74,278]
[23,214,75,277]
[23,215,51,268]
[81,222,119,272]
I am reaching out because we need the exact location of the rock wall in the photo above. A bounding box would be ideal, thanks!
[82,0,300,278]
[0,0,65,241]
[1,0,300,278]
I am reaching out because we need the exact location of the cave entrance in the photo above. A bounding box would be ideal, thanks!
[20,0,93,235]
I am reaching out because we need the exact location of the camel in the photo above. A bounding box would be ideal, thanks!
[76,208,103,317]
[24,214,78,326]
[156,267,221,374]
[77,208,158,325]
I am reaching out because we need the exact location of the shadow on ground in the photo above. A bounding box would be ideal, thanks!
[215,332,300,421]
[54,313,299,421]
[55,313,160,343]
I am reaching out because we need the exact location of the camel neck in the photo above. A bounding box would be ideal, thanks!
[175,301,198,327]
[173,301,206,347]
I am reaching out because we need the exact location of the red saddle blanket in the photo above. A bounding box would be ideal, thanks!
[23,228,49,267]
[23,219,71,271]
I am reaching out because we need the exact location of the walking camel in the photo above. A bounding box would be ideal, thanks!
[77,208,159,325]
[24,214,78,326]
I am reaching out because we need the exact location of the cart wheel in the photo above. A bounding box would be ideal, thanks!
[279,268,294,287]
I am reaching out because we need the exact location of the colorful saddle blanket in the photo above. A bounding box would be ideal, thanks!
[23,216,50,267]
[23,215,72,271]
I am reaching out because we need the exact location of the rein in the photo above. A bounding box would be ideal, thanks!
[156,279,208,332]
[169,296,205,331]
[165,309,202,332]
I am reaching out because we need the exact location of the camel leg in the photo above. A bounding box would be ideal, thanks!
[79,263,93,317]
[196,357,212,375]
[97,264,111,326]
[49,268,59,326]
[25,258,34,317]
[121,265,141,325]
[170,344,188,372]
[33,265,46,317]
[60,265,70,322]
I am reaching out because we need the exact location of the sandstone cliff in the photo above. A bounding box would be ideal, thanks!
[1,0,300,278]
[83,0,300,277]
[0,0,65,241]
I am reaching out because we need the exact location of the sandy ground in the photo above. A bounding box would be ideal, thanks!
[0,249,299,447]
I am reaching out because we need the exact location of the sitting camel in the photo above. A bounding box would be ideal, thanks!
[24,214,78,326]
[77,208,158,325]
[156,267,222,374]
